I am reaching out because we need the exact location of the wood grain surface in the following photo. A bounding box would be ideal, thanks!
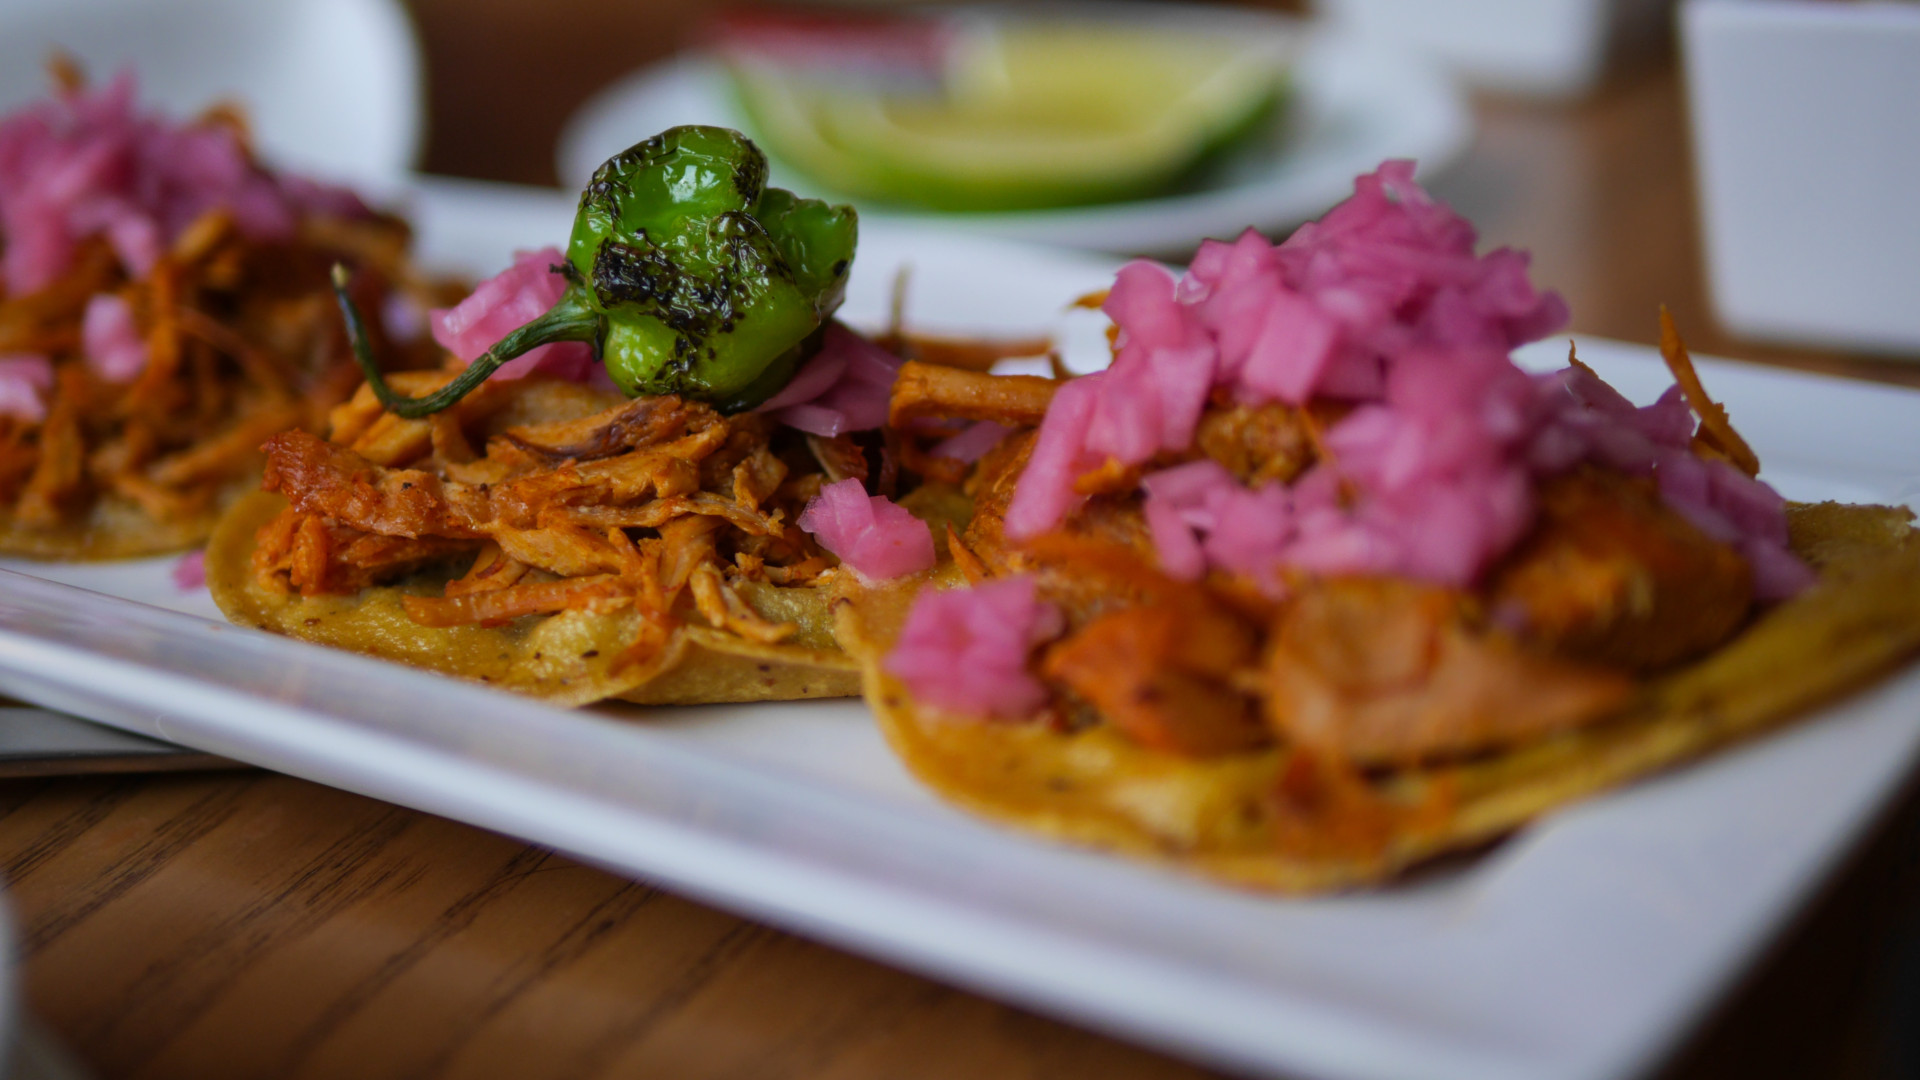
[3,3,1919,1079]
[0,773,1216,1080]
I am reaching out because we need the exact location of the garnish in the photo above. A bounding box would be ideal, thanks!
[334,126,857,418]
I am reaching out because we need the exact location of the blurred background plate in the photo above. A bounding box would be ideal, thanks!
[1318,0,1672,98]
[557,22,1470,256]
[0,0,422,189]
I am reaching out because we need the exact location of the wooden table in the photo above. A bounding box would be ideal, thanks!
[7,5,1920,1078]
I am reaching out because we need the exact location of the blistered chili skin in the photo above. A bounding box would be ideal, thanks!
[565,126,857,406]
[338,126,856,420]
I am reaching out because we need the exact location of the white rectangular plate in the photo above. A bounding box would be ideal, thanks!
[2,180,1917,1080]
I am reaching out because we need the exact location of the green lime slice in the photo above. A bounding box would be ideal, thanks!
[730,22,1290,213]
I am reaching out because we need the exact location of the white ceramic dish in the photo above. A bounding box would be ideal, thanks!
[555,28,1470,256]
[3,181,1919,1080]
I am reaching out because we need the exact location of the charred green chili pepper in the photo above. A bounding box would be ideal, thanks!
[333,125,857,418]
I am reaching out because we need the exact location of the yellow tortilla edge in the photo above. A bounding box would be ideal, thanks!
[0,474,258,561]
[838,502,1920,893]
[208,489,859,707]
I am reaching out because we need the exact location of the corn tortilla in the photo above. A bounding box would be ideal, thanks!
[836,502,1920,892]
[210,490,859,707]
[0,481,248,560]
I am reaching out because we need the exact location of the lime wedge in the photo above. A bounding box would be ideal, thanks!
[729,22,1290,213]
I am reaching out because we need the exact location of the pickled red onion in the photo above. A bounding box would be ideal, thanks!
[81,294,147,382]
[797,477,935,581]
[760,323,901,436]
[0,71,369,296]
[932,420,1011,463]
[429,248,597,383]
[884,575,1062,718]
[0,354,53,422]
[1021,159,1804,597]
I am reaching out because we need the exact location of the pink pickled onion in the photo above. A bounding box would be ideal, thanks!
[81,293,147,382]
[0,70,369,296]
[884,575,1063,718]
[754,348,848,413]
[932,420,1010,463]
[1014,159,1805,598]
[760,323,901,436]
[1004,374,1101,541]
[172,549,207,591]
[1009,161,1569,551]
[429,247,597,383]
[797,477,935,581]
[1654,450,1812,600]
[0,353,53,422]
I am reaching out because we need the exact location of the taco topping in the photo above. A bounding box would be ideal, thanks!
[80,292,148,380]
[1003,161,1805,598]
[0,69,370,296]
[755,322,901,437]
[338,126,858,419]
[931,420,1011,464]
[0,65,435,559]
[885,574,1061,718]
[250,359,885,648]
[428,247,599,385]
[0,354,52,422]
[796,477,934,581]
[882,161,1810,772]
[171,547,207,590]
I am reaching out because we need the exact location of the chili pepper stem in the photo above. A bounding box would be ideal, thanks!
[331,264,605,419]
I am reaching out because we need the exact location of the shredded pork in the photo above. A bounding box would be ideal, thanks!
[253,384,841,645]
[0,212,445,545]
[894,366,1758,770]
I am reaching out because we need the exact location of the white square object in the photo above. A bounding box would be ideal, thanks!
[1314,0,1661,97]
[1684,0,1920,356]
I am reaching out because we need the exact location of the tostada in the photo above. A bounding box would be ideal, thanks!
[833,161,1920,891]
[210,125,950,706]
[0,62,441,560]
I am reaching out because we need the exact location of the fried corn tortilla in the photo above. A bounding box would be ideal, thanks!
[0,479,247,560]
[836,502,1920,892]
[207,367,874,707]
[211,489,858,706]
